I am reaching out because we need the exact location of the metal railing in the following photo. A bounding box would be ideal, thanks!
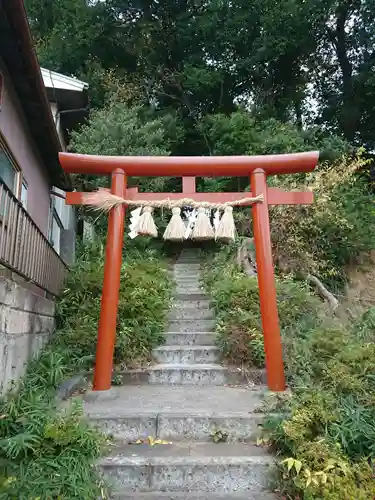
[0,180,67,296]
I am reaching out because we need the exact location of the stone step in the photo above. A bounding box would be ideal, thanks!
[174,278,202,287]
[174,273,201,279]
[173,272,202,279]
[169,308,214,321]
[83,385,269,443]
[99,442,273,494]
[168,319,216,333]
[172,300,212,310]
[84,386,267,443]
[112,367,264,386]
[148,364,227,385]
[113,491,277,499]
[175,257,201,266]
[164,332,217,346]
[153,346,220,364]
[175,287,205,295]
[174,263,201,269]
[89,411,265,443]
[174,292,209,301]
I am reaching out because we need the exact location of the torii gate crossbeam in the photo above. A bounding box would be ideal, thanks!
[60,151,319,393]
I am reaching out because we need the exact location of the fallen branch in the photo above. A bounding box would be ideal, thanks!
[237,238,257,277]
[306,274,339,310]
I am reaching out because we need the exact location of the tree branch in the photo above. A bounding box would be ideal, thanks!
[306,274,339,310]
[237,238,257,277]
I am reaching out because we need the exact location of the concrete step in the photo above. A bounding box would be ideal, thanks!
[99,441,273,493]
[174,278,202,287]
[153,345,220,364]
[109,367,264,386]
[175,287,206,295]
[168,319,216,333]
[84,385,267,443]
[175,257,201,266]
[90,411,265,443]
[174,264,201,271]
[172,300,212,310]
[164,332,217,346]
[113,491,277,499]
[174,292,209,301]
[148,364,227,385]
[174,273,202,280]
[169,308,214,321]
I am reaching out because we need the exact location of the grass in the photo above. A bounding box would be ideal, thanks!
[203,244,375,500]
[0,238,173,499]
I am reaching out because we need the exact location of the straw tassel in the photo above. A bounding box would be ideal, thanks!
[215,206,236,242]
[163,207,186,241]
[137,206,158,237]
[192,207,215,240]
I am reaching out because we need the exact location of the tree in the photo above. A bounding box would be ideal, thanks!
[69,101,183,191]
[26,0,375,148]
[25,0,136,107]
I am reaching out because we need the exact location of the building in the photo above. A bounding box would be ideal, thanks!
[0,0,88,393]
[41,68,89,258]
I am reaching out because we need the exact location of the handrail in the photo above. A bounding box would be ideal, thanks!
[0,180,67,296]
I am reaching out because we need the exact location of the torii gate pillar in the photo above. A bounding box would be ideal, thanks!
[93,169,126,391]
[251,169,284,390]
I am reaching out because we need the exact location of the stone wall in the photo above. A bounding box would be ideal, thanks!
[0,276,55,394]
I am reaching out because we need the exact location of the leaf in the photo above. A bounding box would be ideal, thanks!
[293,460,302,475]
[311,477,320,487]
[281,457,295,472]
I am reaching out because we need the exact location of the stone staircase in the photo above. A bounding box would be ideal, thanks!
[83,248,277,499]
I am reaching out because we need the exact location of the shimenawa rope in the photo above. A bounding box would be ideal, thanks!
[83,191,264,212]
[81,190,264,241]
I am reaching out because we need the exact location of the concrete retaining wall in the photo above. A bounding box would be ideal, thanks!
[0,276,55,394]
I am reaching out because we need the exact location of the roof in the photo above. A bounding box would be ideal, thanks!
[41,68,88,93]
[0,0,71,190]
[41,68,89,133]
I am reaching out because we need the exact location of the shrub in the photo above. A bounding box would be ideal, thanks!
[203,244,375,499]
[204,249,321,370]
[0,239,173,498]
[0,349,108,499]
[270,154,375,287]
[56,239,173,369]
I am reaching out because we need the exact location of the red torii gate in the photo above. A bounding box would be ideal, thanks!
[59,151,319,393]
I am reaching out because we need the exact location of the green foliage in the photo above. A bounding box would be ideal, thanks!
[27,0,375,148]
[266,319,375,499]
[0,240,172,498]
[57,240,173,369]
[270,154,375,286]
[69,102,183,195]
[0,350,107,499]
[201,112,349,160]
[203,245,375,499]
[203,245,321,369]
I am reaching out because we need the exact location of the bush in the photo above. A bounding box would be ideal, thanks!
[203,248,321,370]
[0,239,173,498]
[0,349,108,499]
[270,154,375,287]
[56,239,173,369]
[203,245,375,499]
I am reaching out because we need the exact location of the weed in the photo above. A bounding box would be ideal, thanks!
[0,239,173,499]
[203,244,375,499]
